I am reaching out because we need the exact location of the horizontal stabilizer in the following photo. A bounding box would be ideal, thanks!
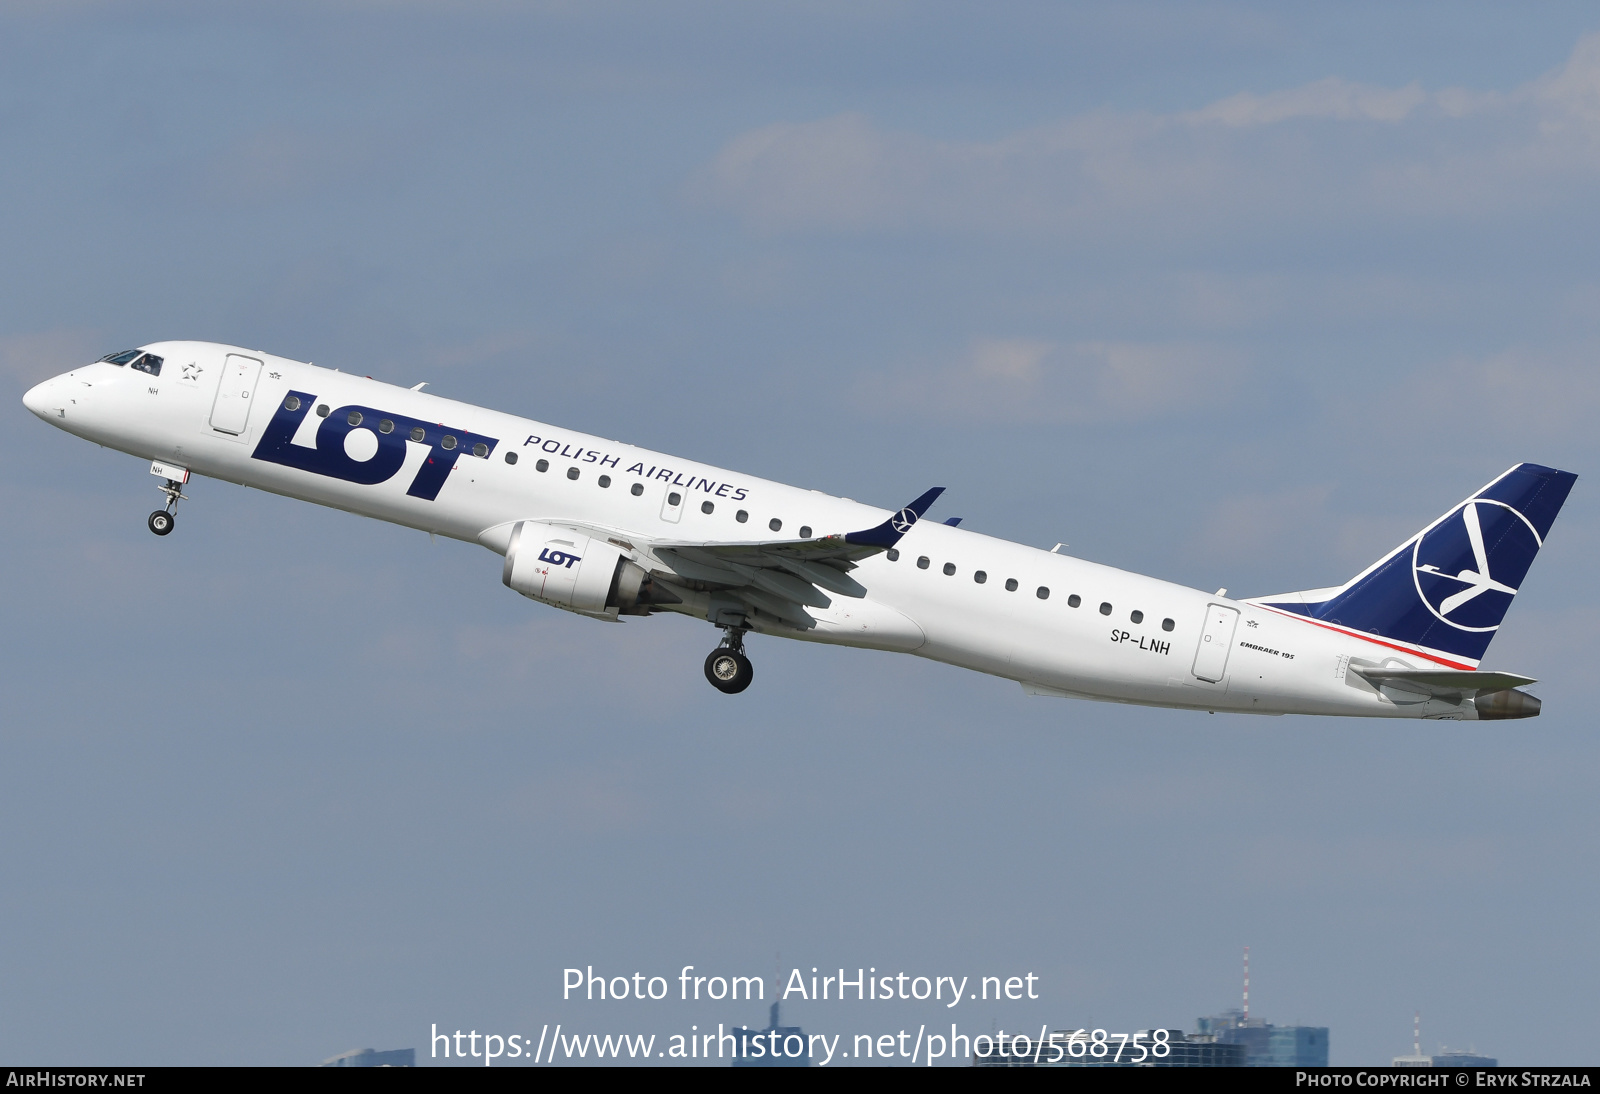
[1351,667,1536,694]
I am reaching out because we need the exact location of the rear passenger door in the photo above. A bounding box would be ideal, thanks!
[1191,604,1239,683]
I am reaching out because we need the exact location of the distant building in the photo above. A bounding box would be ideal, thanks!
[1393,1050,1498,1066]
[320,1047,415,1067]
[973,1029,1246,1067]
[1391,1012,1493,1066]
[731,1002,810,1067]
[1433,1052,1497,1067]
[1197,1010,1329,1067]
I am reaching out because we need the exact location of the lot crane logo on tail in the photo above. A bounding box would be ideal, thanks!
[1413,500,1539,632]
[1257,463,1576,664]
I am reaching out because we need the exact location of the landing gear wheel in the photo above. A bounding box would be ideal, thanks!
[704,648,753,694]
[149,473,189,536]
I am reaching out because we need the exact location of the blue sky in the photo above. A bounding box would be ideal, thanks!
[2,1,1597,1065]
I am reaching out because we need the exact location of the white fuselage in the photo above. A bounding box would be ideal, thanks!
[24,341,1481,719]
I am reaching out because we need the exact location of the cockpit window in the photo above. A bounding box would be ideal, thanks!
[99,350,141,366]
[129,354,163,376]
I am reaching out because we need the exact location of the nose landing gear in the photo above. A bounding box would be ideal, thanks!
[147,461,189,537]
[704,626,754,694]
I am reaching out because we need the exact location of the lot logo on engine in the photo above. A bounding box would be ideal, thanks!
[538,548,581,568]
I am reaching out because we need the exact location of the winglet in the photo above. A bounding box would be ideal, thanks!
[844,487,945,548]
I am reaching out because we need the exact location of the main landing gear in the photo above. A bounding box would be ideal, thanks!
[704,627,754,694]
[148,471,188,537]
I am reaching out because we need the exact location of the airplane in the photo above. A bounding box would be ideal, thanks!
[22,340,1576,719]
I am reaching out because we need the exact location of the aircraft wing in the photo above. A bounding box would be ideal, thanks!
[482,487,943,628]
[644,487,944,626]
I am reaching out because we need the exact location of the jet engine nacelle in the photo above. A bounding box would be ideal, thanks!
[1474,687,1542,720]
[500,520,679,618]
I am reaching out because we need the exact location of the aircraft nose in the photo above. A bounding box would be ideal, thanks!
[22,375,71,422]
[22,377,55,419]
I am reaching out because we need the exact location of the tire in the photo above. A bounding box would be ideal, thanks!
[704,649,754,694]
[148,510,175,536]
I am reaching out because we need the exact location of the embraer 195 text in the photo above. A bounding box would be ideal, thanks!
[24,342,1577,719]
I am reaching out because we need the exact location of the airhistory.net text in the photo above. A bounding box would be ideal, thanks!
[562,966,1039,1007]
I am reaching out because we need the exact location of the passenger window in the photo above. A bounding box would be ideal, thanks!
[1005,578,1018,591]
[442,435,457,451]
[1130,610,1143,624]
[1162,618,1175,632]
[318,405,332,418]
[283,395,301,411]
[769,518,782,532]
[99,349,141,366]
[130,354,163,376]
[799,525,812,538]
[943,562,956,576]
[701,501,714,514]
[536,459,549,472]
[1099,602,1112,615]
[886,548,899,561]
[1036,586,1050,599]
[568,467,580,480]
[598,475,611,488]
[505,452,518,465]
[1067,594,1081,608]
[668,491,681,505]
[917,556,930,569]
[473,442,488,458]
[974,570,987,583]
[736,509,748,522]
[347,411,363,426]
[409,425,424,440]
[631,483,644,496]
[379,419,394,434]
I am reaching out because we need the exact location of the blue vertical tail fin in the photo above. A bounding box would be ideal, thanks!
[1250,463,1577,664]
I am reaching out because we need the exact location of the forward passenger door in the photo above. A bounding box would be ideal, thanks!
[210,353,262,436]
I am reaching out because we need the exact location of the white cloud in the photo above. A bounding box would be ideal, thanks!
[1184,77,1427,126]
[1197,485,1336,562]
[201,125,391,206]
[1376,346,1600,440]
[0,329,102,387]
[1529,29,1600,124]
[856,337,1245,424]
[422,330,537,370]
[698,112,917,233]
[694,31,1600,236]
